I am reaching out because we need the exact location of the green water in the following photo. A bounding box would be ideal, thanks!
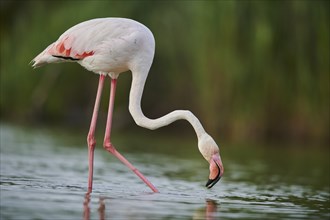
[0,123,329,219]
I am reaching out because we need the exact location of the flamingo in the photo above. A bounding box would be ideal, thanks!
[31,18,224,193]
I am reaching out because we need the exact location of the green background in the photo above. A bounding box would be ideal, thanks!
[1,0,329,146]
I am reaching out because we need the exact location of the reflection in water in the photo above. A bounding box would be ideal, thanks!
[83,193,106,220]
[83,193,91,220]
[193,199,218,220]
[98,197,105,220]
[205,199,218,220]
[83,192,218,220]
[2,124,329,219]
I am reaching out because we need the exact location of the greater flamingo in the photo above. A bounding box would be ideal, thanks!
[31,18,224,193]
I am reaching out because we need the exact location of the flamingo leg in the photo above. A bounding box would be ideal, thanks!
[87,74,105,192]
[103,78,159,193]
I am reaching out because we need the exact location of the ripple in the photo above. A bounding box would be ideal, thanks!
[1,124,329,219]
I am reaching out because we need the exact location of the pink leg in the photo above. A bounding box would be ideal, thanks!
[103,78,159,193]
[87,75,105,193]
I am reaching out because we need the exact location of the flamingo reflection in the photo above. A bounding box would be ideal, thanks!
[83,193,218,220]
[84,193,106,220]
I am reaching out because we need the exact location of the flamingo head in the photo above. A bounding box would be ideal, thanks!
[198,133,224,189]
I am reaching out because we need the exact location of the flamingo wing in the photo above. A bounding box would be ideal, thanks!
[31,19,108,67]
[32,18,151,75]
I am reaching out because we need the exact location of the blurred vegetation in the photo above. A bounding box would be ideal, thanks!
[0,0,329,146]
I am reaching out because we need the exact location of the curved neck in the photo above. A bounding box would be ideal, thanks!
[128,69,206,139]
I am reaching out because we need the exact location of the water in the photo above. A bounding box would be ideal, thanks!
[0,123,329,219]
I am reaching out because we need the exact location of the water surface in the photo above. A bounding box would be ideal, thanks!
[0,124,329,219]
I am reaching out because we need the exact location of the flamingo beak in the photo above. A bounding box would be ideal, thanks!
[206,153,224,189]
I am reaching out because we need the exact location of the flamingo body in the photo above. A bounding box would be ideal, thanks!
[33,18,154,79]
[32,18,223,192]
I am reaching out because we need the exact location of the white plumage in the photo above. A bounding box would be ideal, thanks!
[32,17,224,192]
[33,18,154,78]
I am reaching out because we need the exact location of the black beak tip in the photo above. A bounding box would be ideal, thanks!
[205,176,221,189]
[206,159,222,189]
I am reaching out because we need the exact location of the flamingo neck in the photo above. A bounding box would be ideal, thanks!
[128,69,206,139]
